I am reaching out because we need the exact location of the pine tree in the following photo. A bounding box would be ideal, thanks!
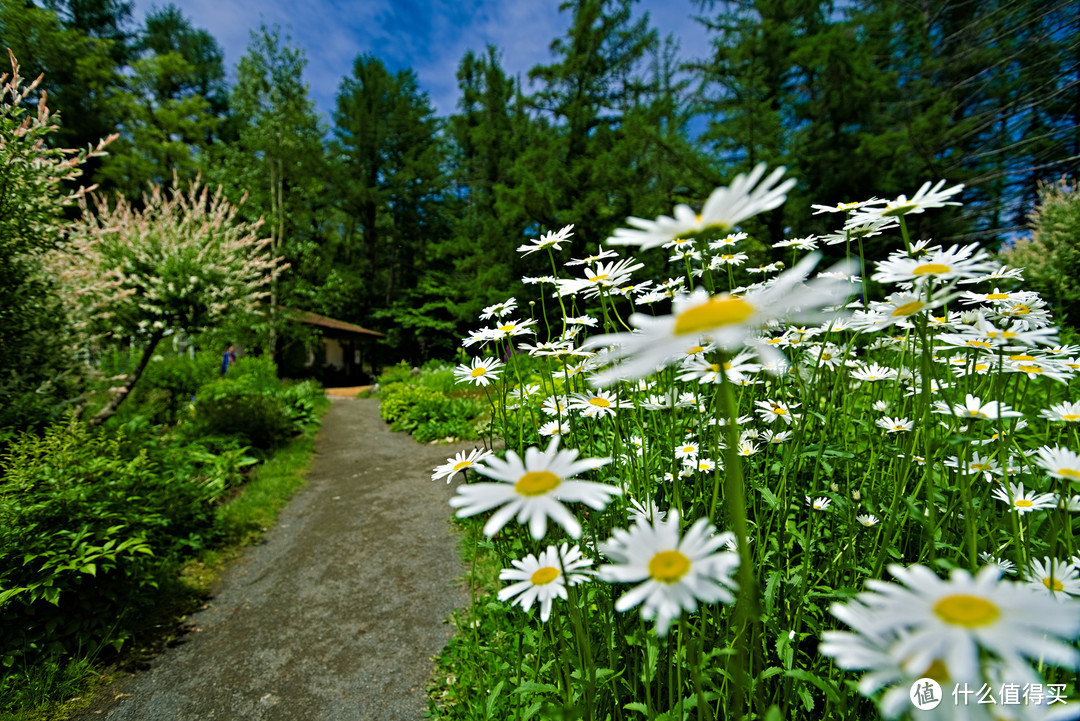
[96,3,226,198]
[331,55,451,355]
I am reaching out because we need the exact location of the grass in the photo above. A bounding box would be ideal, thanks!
[1,397,329,721]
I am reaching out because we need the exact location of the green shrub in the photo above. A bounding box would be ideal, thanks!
[378,383,484,441]
[135,349,219,421]
[0,421,220,670]
[377,361,415,386]
[1000,177,1080,328]
[378,383,446,425]
[194,357,294,449]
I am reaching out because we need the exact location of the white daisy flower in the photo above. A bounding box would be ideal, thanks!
[850,362,898,383]
[450,437,618,540]
[872,243,995,286]
[1034,446,1080,483]
[505,384,541,409]
[565,246,619,266]
[479,297,517,320]
[755,399,800,425]
[811,198,881,215]
[876,417,912,434]
[957,265,1025,284]
[806,496,832,511]
[431,448,495,484]
[581,253,856,386]
[932,393,1023,420]
[674,441,699,460]
[569,390,629,418]
[979,553,1016,575]
[708,232,748,249]
[827,564,1080,684]
[607,164,795,250]
[991,482,1057,515]
[598,511,740,637]
[453,356,505,387]
[627,497,666,525]
[1040,401,1080,423]
[852,179,964,222]
[537,420,566,437]
[1026,558,1080,599]
[541,396,571,417]
[556,258,645,299]
[856,514,880,527]
[498,543,593,622]
[736,440,760,457]
[760,428,793,444]
[709,252,749,267]
[517,224,574,255]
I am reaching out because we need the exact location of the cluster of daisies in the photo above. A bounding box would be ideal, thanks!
[430,165,1079,712]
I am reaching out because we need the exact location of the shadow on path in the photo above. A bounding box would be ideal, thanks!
[76,397,482,721]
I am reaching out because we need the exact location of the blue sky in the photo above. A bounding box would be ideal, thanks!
[129,0,715,121]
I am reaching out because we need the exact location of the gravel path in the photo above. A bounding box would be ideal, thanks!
[76,397,478,721]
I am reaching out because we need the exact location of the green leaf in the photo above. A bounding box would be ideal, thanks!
[514,681,559,695]
[485,680,504,719]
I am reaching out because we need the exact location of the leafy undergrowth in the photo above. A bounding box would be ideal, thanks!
[0,399,328,721]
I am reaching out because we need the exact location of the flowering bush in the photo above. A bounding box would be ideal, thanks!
[0,52,114,429]
[46,176,287,423]
[429,168,1080,720]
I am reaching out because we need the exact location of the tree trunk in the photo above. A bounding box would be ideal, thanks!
[88,328,166,427]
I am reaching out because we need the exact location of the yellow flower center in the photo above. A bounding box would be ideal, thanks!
[721,254,735,260]
[1014,499,1033,507]
[772,407,787,415]
[674,296,755,336]
[919,658,950,682]
[1011,304,1030,315]
[649,550,691,584]
[974,364,989,371]
[1010,354,1035,361]
[971,463,992,471]
[588,397,611,408]
[883,202,916,216]
[1059,468,1080,480]
[1063,414,1080,422]
[933,594,1000,627]
[821,353,832,360]
[685,345,704,355]
[986,293,1010,300]
[1043,577,1065,593]
[590,274,610,282]
[452,460,472,471]
[709,363,721,372]
[515,470,562,496]
[471,366,488,377]
[499,324,516,332]
[892,300,925,316]
[1019,365,1043,373]
[912,263,951,275]
[530,566,560,585]
[966,340,991,348]
[966,410,987,418]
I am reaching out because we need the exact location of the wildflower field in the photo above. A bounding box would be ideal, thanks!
[428,167,1080,721]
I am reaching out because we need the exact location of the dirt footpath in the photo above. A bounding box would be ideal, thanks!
[77,397,480,721]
